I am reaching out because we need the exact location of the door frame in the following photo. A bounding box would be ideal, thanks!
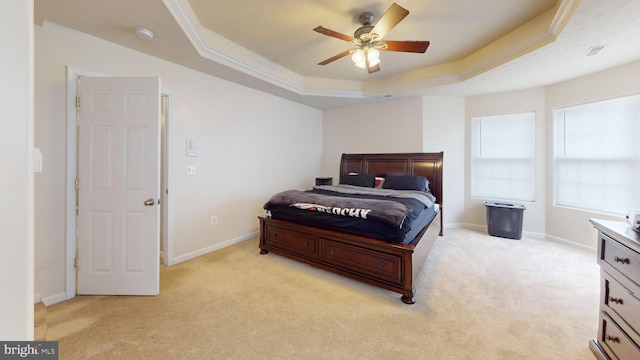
[64,67,173,300]
[160,93,174,266]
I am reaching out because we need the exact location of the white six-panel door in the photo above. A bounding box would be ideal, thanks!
[77,77,160,295]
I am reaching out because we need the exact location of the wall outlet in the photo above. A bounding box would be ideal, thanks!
[210,216,218,225]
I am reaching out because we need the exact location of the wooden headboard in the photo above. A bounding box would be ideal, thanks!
[340,152,444,229]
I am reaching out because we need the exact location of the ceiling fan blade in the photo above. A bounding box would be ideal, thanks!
[318,50,352,65]
[313,26,354,42]
[381,40,430,53]
[370,3,409,40]
[364,54,380,74]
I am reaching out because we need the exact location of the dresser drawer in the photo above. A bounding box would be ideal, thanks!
[319,239,402,284]
[264,225,318,258]
[601,233,640,287]
[603,271,640,344]
[599,312,640,360]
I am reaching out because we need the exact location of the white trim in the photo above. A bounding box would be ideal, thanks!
[162,0,304,94]
[549,0,581,35]
[451,223,593,248]
[64,66,104,301]
[65,68,176,298]
[161,0,579,101]
[42,292,66,306]
[160,92,175,266]
[64,67,76,301]
[545,234,597,251]
[170,232,258,265]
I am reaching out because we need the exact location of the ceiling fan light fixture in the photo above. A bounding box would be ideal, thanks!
[314,3,427,74]
[367,48,380,66]
[352,49,366,68]
[352,48,380,69]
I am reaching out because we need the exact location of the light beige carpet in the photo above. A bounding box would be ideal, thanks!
[36,227,600,359]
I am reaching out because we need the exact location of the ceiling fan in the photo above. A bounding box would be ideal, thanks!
[313,3,430,74]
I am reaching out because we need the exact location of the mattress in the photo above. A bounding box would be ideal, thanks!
[265,186,438,244]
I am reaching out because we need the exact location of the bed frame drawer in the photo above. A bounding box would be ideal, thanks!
[319,238,402,284]
[264,225,318,259]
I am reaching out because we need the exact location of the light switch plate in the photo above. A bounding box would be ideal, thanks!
[186,139,199,157]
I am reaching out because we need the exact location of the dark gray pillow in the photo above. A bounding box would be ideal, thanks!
[383,175,429,192]
[340,173,376,187]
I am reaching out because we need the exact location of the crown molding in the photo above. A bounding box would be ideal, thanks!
[162,0,578,100]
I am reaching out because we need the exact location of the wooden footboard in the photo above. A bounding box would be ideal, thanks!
[259,211,441,304]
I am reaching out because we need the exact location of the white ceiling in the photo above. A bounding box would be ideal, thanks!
[34,0,640,109]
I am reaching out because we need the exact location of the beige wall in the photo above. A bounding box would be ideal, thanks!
[423,96,466,226]
[461,62,640,247]
[0,0,34,339]
[545,60,640,247]
[326,60,640,247]
[465,88,547,237]
[322,95,468,228]
[34,21,322,304]
[321,96,423,180]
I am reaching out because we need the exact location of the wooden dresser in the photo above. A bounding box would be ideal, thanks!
[590,219,640,360]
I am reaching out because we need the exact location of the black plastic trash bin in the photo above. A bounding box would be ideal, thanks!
[484,202,526,240]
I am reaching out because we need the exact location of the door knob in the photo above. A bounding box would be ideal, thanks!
[144,198,155,206]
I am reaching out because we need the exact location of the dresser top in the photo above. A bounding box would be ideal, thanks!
[590,218,640,249]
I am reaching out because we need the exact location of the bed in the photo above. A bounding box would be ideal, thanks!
[258,152,443,304]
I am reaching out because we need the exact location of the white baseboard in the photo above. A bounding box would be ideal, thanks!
[35,232,258,305]
[448,223,484,231]
[169,231,258,265]
[42,292,67,306]
[523,230,546,239]
[446,222,593,248]
[545,233,597,250]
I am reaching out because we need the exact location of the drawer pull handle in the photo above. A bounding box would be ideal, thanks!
[608,296,623,305]
[606,335,620,343]
[304,241,308,247]
[330,249,336,255]
[379,262,385,268]
[613,256,629,264]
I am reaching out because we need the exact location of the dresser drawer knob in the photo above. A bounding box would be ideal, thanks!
[330,249,336,255]
[379,262,385,268]
[608,296,623,305]
[304,241,309,247]
[606,335,620,343]
[613,256,629,264]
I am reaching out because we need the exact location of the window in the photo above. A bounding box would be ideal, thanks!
[553,94,640,215]
[471,112,536,201]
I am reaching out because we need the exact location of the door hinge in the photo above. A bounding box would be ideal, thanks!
[74,257,79,269]
[76,96,80,110]
[75,179,80,215]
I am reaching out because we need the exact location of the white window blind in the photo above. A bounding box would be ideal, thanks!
[471,112,536,201]
[553,94,640,215]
